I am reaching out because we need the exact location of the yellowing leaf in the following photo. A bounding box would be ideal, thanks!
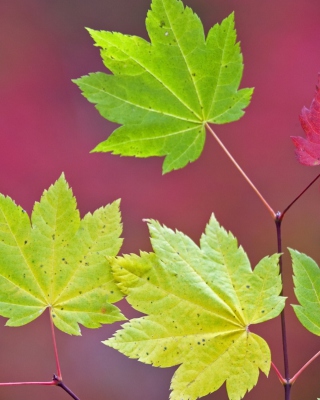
[74,0,253,173]
[105,215,285,400]
[0,174,125,335]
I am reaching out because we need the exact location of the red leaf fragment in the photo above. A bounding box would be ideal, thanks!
[291,73,320,166]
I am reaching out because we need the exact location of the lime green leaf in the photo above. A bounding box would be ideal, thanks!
[289,248,320,336]
[0,174,125,335]
[74,0,253,173]
[105,215,285,400]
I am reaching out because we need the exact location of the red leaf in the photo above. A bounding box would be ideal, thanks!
[291,74,320,166]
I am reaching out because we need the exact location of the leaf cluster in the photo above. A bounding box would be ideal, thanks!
[1,0,320,399]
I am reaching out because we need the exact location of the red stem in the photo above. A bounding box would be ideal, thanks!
[280,173,320,221]
[0,380,56,386]
[271,361,286,384]
[0,308,80,399]
[206,123,276,218]
[290,351,320,384]
[0,376,80,399]
[49,308,62,379]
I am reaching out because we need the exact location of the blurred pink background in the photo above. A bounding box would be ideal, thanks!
[0,0,320,399]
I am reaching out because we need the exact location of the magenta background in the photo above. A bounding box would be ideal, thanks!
[0,0,320,399]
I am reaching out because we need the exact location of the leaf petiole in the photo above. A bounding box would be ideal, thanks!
[0,376,80,400]
[271,361,286,384]
[279,173,320,220]
[49,308,62,379]
[289,350,320,385]
[206,123,276,218]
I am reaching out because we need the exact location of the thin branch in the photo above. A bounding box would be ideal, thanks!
[53,375,81,400]
[275,215,292,400]
[206,123,276,219]
[275,216,291,400]
[0,380,56,386]
[49,308,62,379]
[290,351,320,385]
[280,173,320,220]
[0,377,80,400]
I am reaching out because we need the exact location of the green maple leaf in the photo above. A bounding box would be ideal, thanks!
[74,0,253,173]
[0,174,125,335]
[105,215,285,400]
[289,249,320,336]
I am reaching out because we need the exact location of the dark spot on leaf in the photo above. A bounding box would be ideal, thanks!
[52,234,55,240]
[261,310,265,313]
[164,347,167,351]
[246,285,250,288]
[101,308,106,314]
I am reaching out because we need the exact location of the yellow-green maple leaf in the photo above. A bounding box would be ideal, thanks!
[0,174,125,335]
[74,0,253,173]
[106,215,285,400]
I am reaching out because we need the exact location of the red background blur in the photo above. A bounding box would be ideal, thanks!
[0,0,320,399]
